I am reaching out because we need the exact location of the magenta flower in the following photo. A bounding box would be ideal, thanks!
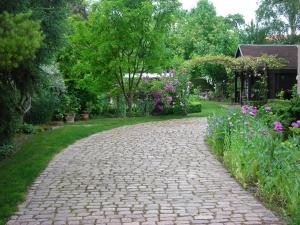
[166,96,173,103]
[265,106,272,112]
[242,105,250,111]
[249,108,258,116]
[153,91,161,99]
[273,121,283,132]
[291,120,300,128]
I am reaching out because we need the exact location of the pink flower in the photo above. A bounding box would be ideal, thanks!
[291,120,300,128]
[249,108,258,116]
[273,121,283,132]
[166,96,173,103]
[164,82,176,93]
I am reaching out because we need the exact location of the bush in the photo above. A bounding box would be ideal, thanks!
[17,123,36,134]
[207,106,300,223]
[0,86,19,145]
[24,91,57,124]
[188,103,202,113]
[245,100,268,108]
[0,143,15,160]
[265,100,294,129]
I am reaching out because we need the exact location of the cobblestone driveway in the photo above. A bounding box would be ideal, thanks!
[8,118,283,225]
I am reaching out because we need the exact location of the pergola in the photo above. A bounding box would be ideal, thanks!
[182,54,287,104]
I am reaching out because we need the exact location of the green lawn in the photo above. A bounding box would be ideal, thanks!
[0,100,225,225]
[188,100,228,117]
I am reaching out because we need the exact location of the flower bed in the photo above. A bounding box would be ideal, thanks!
[207,105,300,224]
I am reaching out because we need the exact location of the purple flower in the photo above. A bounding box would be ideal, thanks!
[164,82,176,93]
[273,121,283,132]
[249,108,258,116]
[153,91,161,99]
[166,96,173,103]
[244,121,250,126]
[291,120,300,128]
[265,106,272,112]
[229,122,233,128]
[242,105,250,111]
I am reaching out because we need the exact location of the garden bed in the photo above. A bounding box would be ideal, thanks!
[207,104,300,224]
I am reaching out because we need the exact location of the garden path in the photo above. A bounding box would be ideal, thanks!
[8,118,282,225]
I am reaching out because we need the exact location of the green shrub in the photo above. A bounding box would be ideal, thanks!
[0,143,15,160]
[265,100,293,128]
[17,123,36,134]
[245,100,268,108]
[290,85,300,120]
[25,92,57,124]
[0,86,19,145]
[188,103,202,113]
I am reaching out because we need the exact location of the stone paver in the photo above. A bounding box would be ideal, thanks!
[7,118,283,225]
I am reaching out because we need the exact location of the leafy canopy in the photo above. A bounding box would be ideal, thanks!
[0,12,42,70]
[59,0,180,113]
[256,0,300,43]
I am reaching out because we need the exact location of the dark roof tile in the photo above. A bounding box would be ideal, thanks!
[236,44,298,69]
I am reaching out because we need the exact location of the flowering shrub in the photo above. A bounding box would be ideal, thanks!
[207,105,300,223]
[138,72,191,115]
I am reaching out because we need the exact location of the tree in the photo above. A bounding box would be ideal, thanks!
[256,0,300,43]
[0,12,42,144]
[225,14,245,29]
[173,0,239,59]
[240,20,269,44]
[64,0,180,115]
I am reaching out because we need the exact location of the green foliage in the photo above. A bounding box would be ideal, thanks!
[0,144,15,161]
[17,123,36,134]
[188,103,202,113]
[172,0,239,60]
[290,85,300,120]
[256,0,300,43]
[25,92,58,124]
[60,0,180,114]
[0,12,42,70]
[207,106,300,223]
[0,86,20,145]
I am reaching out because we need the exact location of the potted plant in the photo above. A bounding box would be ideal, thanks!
[63,94,80,123]
[81,111,89,120]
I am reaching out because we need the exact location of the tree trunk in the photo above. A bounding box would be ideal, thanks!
[126,95,133,117]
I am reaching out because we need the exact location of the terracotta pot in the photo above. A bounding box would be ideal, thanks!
[82,111,89,120]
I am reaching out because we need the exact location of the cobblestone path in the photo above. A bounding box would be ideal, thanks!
[8,118,283,225]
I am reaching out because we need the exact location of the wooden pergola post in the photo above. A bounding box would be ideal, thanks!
[240,73,244,105]
[247,73,251,101]
[233,72,238,103]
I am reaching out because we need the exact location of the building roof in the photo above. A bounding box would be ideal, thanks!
[236,44,298,70]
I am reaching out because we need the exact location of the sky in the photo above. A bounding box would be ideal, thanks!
[179,0,258,23]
